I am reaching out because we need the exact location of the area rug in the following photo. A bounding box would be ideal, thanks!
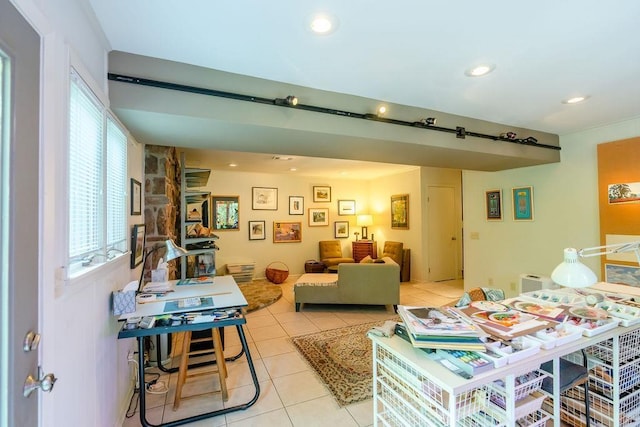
[238,280,283,312]
[291,320,392,407]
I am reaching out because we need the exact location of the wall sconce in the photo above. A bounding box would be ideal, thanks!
[274,95,298,106]
[456,126,466,139]
[356,214,373,240]
[500,132,517,140]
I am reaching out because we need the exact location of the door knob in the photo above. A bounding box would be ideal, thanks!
[23,367,57,397]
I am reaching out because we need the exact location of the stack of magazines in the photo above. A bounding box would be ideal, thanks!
[397,305,489,351]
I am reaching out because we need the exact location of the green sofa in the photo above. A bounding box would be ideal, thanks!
[294,258,400,312]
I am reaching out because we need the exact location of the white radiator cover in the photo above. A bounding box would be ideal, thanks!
[519,273,557,293]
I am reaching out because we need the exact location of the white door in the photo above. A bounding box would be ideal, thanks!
[0,0,43,425]
[427,186,458,281]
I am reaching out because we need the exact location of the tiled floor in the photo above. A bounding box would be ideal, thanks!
[122,277,464,427]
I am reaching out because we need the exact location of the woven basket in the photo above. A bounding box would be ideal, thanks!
[265,262,289,284]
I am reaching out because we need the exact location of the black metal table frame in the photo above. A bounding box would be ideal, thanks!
[119,315,260,427]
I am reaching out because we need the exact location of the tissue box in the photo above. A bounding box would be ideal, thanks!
[151,268,168,282]
[112,290,136,315]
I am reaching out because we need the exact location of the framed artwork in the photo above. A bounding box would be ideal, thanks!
[485,189,503,221]
[605,263,640,287]
[391,194,409,229]
[289,196,304,215]
[273,221,302,243]
[130,178,141,215]
[212,195,239,230]
[130,224,146,268]
[334,221,349,238]
[309,208,329,226]
[313,186,331,202]
[252,187,278,210]
[338,199,356,216]
[512,186,534,221]
[608,182,640,204]
[248,220,266,240]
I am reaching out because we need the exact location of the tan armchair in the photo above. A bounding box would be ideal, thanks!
[319,240,355,268]
[382,241,410,281]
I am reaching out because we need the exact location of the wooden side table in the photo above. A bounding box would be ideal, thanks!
[352,240,377,263]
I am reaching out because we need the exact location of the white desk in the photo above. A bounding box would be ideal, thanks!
[118,275,258,427]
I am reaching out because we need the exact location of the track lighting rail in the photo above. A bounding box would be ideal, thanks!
[108,73,560,151]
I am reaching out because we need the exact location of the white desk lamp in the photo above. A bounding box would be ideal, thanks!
[551,241,640,288]
[137,239,189,292]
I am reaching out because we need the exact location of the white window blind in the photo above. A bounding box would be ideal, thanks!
[68,69,128,274]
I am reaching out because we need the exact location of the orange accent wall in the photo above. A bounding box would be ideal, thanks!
[597,137,640,275]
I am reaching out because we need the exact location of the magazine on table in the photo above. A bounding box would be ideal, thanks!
[398,305,488,338]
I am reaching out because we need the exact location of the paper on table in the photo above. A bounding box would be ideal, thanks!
[142,282,175,293]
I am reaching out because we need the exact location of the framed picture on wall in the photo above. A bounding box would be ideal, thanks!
[130,178,141,215]
[289,196,304,215]
[273,221,302,243]
[130,224,146,268]
[334,221,349,238]
[512,186,534,221]
[252,187,278,210]
[391,194,409,229]
[485,189,503,221]
[309,208,329,226]
[248,220,266,240]
[313,186,331,202]
[338,200,356,215]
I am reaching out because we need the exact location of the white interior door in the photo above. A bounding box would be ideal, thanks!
[0,0,42,425]
[427,186,458,281]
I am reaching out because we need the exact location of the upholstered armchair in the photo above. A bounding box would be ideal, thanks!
[382,241,410,281]
[319,240,355,268]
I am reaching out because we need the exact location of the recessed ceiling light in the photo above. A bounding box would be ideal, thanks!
[289,168,297,172]
[562,96,590,105]
[228,163,237,167]
[310,13,338,35]
[465,64,496,77]
[377,105,387,115]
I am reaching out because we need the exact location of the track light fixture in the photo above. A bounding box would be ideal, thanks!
[274,95,298,106]
[108,73,561,152]
[415,117,437,126]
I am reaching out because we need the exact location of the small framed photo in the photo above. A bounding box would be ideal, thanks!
[313,186,331,202]
[338,200,356,216]
[512,186,534,221]
[334,221,349,238]
[273,221,302,243]
[309,208,329,226]
[130,224,146,268]
[248,220,266,240]
[391,194,409,229]
[252,187,278,210]
[130,178,141,215]
[289,196,304,215]
[485,189,503,221]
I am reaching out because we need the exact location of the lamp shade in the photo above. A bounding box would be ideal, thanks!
[356,214,373,227]
[550,248,597,288]
[164,239,189,261]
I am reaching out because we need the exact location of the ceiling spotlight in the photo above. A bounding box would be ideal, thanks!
[562,96,590,104]
[500,132,517,140]
[274,96,298,106]
[417,117,437,126]
[520,136,538,144]
[309,13,338,35]
[377,105,387,115]
[272,156,294,161]
[465,64,496,77]
[456,126,466,139]
[228,163,237,167]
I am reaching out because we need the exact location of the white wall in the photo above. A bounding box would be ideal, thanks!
[12,0,140,425]
[463,117,640,297]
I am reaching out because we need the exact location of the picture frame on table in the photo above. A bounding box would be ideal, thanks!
[130,224,146,268]
[337,200,356,216]
[252,187,278,210]
[289,196,304,215]
[273,221,302,243]
[334,221,349,238]
[391,194,409,229]
[130,178,141,215]
[485,189,503,221]
[248,220,266,240]
[313,186,331,202]
[512,186,534,221]
[309,208,329,226]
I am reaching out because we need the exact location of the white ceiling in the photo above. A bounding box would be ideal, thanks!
[87,1,640,176]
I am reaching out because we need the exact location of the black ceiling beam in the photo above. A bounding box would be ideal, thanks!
[107,73,560,151]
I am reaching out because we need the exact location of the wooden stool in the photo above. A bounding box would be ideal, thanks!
[173,327,228,410]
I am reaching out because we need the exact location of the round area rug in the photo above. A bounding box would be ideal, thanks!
[238,281,283,312]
